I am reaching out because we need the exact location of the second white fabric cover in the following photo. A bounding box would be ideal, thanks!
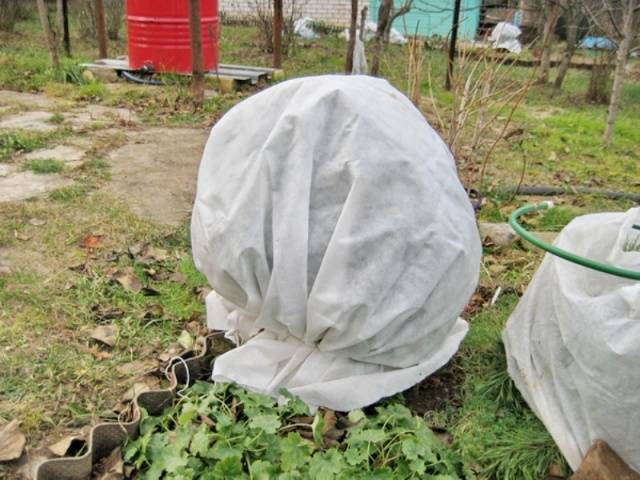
[504,208,640,470]
[192,75,481,411]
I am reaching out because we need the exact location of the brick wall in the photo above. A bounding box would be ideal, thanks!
[219,0,360,26]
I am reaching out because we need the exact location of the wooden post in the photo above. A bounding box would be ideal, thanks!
[273,0,283,68]
[95,0,108,59]
[345,0,358,73]
[62,0,71,56]
[445,0,461,91]
[36,0,60,69]
[189,0,205,106]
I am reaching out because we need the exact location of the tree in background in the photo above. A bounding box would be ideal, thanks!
[0,0,31,32]
[371,0,413,76]
[36,0,60,69]
[584,0,640,144]
[554,0,587,88]
[345,0,358,73]
[537,0,564,83]
[77,0,124,41]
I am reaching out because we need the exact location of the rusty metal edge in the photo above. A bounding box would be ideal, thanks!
[34,334,221,480]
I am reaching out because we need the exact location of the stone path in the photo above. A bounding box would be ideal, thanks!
[0,89,208,226]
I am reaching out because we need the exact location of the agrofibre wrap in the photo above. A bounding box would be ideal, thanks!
[192,75,481,410]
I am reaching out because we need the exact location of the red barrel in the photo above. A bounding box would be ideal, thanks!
[127,0,219,74]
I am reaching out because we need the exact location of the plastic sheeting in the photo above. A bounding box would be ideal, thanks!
[489,22,522,54]
[352,37,368,74]
[341,21,408,44]
[294,17,318,39]
[192,75,481,411]
[504,208,640,471]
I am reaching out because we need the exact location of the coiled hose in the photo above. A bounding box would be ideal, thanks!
[509,202,640,280]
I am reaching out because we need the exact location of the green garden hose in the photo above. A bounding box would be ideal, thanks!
[509,202,640,281]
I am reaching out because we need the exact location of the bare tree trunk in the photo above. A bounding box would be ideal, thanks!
[554,4,580,89]
[95,0,108,58]
[603,1,636,145]
[188,0,204,106]
[538,0,562,83]
[346,0,358,73]
[56,0,64,40]
[371,0,392,76]
[273,0,283,68]
[445,0,462,90]
[62,0,71,56]
[36,0,60,69]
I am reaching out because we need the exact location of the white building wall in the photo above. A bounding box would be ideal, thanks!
[219,0,357,26]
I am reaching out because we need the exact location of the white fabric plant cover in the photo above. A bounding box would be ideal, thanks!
[489,22,522,54]
[191,75,481,411]
[504,208,640,471]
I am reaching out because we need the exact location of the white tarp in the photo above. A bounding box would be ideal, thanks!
[352,37,368,74]
[489,22,522,54]
[192,75,481,411]
[294,17,318,39]
[341,21,408,44]
[504,208,640,471]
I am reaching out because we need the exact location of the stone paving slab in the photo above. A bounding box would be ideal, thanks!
[0,111,57,132]
[0,171,72,203]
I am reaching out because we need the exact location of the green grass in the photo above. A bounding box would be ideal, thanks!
[48,112,65,124]
[0,131,45,161]
[22,158,64,174]
[451,295,568,479]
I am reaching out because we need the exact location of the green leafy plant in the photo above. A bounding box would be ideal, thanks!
[124,382,471,480]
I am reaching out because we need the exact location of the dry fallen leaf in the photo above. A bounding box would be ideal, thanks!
[93,447,124,480]
[48,435,84,457]
[82,233,103,250]
[135,245,169,265]
[111,269,142,294]
[91,304,125,323]
[90,324,118,348]
[177,330,194,350]
[0,419,26,462]
[14,230,31,241]
[28,218,46,226]
[323,410,337,433]
[116,359,157,377]
[168,272,187,284]
[121,378,160,403]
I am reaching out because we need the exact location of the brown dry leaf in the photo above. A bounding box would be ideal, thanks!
[82,233,103,250]
[143,304,164,319]
[91,304,125,323]
[88,346,113,360]
[141,286,161,296]
[116,360,157,377]
[177,330,194,350]
[136,245,169,265]
[112,269,142,294]
[322,410,337,433]
[121,379,159,403]
[128,243,145,257]
[168,272,187,284]
[200,415,216,427]
[0,419,26,462]
[14,230,31,241]
[93,447,124,480]
[48,436,84,457]
[158,345,181,363]
[90,324,118,348]
[193,286,212,301]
